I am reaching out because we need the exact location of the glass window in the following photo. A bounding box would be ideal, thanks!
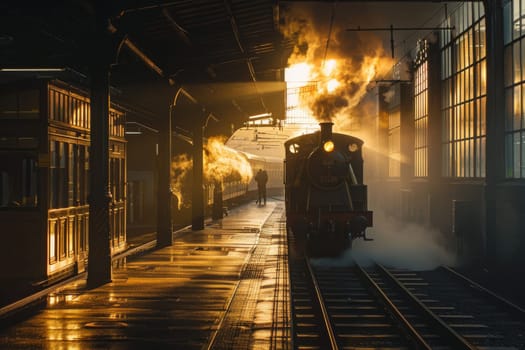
[0,152,38,208]
[504,0,525,178]
[514,0,521,40]
[504,1,512,44]
[59,142,66,207]
[68,143,74,206]
[0,88,40,119]
[50,141,57,208]
[441,4,486,178]
[48,85,92,129]
[414,59,429,177]
[85,147,90,203]
[49,141,68,209]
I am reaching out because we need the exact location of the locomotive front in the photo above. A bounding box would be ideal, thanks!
[285,122,373,256]
[306,123,348,190]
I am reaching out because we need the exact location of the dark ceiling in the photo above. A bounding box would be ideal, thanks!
[0,0,296,135]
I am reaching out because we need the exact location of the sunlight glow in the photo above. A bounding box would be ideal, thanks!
[326,79,340,93]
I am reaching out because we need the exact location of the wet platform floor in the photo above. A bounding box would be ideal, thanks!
[0,200,290,349]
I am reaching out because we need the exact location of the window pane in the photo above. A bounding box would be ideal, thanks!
[506,134,514,177]
[514,132,520,177]
[0,92,17,119]
[514,41,522,84]
[515,85,522,130]
[18,89,40,119]
[514,0,521,39]
[504,1,512,44]
[522,132,525,177]
[506,88,513,131]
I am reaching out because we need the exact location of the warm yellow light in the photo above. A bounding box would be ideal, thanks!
[285,62,312,87]
[289,143,300,154]
[323,59,337,76]
[323,140,334,152]
[326,79,340,93]
[348,143,359,152]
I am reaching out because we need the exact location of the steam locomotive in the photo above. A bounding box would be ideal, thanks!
[284,122,373,256]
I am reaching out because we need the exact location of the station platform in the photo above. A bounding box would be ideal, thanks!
[0,199,290,349]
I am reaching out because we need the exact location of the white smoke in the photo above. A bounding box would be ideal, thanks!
[311,210,457,271]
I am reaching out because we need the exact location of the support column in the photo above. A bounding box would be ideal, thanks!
[87,25,112,288]
[484,0,505,267]
[157,109,173,247]
[192,111,205,230]
[400,82,414,189]
[427,38,443,230]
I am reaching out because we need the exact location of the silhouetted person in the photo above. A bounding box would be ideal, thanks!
[255,168,268,206]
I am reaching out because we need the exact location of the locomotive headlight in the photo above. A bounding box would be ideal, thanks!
[323,140,334,152]
[289,143,300,154]
[348,143,359,152]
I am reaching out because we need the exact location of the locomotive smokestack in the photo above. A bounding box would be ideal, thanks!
[319,122,334,143]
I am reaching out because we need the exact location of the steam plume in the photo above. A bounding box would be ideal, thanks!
[282,4,394,126]
[171,136,253,208]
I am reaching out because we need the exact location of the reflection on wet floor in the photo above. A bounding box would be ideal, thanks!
[0,201,288,350]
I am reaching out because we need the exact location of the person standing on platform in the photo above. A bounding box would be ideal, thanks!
[255,168,268,206]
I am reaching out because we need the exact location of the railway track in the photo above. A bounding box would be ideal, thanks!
[289,250,525,349]
[376,265,525,348]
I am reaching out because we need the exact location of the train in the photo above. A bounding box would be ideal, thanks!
[284,122,373,256]
[127,131,284,229]
[0,78,127,289]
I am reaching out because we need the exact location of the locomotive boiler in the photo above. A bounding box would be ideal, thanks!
[284,122,373,256]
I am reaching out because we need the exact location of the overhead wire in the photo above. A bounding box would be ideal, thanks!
[393,2,462,63]
[322,1,337,70]
[375,2,461,84]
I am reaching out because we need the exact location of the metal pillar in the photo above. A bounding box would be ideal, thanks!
[427,38,443,230]
[192,113,205,230]
[87,23,113,288]
[483,0,505,267]
[400,82,414,188]
[157,109,173,247]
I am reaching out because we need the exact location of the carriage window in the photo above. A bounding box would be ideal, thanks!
[50,141,58,208]
[18,89,40,119]
[0,154,38,208]
[0,171,8,207]
[49,141,68,208]
[67,143,74,206]
[109,156,125,202]
[22,157,38,206]
[0,92,17,119]
[0,88,40,119]
[84,147,90,204]
[58,142,67,207]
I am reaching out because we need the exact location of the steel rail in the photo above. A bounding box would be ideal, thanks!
[353,262,432,349]
[443,266,525,320]
[304,258,339,350]
[376,263,479,350]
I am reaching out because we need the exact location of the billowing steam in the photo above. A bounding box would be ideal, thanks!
[204,136,253,183]
[171,153,192,210]
[170,136,253,209]
[312,210,457,271]
[282,4,394,126]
